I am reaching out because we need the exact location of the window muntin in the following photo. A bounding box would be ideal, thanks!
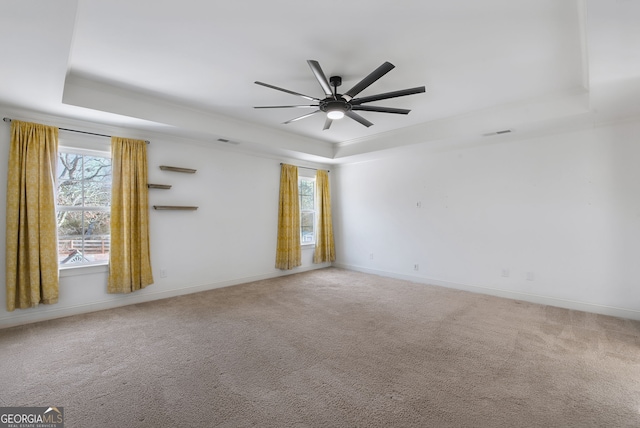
[299,176,316,244]
[56,149,111,266]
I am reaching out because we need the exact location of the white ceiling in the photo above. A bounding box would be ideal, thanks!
[1,0,639,163]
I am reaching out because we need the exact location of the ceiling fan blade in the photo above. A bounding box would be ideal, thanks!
[255,81,319,102]
[283,110,321,124]
[350,86,426,105]
[254,105,319,109]
[351,105,411,115]
[323,117,333,130]
[345,111,373,128]
[344,62,395,99]
[307,60,334,98]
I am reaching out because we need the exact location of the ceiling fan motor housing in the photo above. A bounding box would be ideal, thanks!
[320,97,351,114]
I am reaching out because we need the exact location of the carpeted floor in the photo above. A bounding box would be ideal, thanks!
[1,267,639,427]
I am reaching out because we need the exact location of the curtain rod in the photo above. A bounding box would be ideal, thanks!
[3,117,150,144]
[280,163,329,172]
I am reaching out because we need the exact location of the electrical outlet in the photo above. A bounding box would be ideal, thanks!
[501,269,510,278]
[369,253,374,260]
[160,268,167,278]
[416,201,422,208]
[414,264,419,271]
[526,272,535,281]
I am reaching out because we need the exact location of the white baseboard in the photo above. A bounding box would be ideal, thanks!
[333,263,640,321]
[0,263,331,329]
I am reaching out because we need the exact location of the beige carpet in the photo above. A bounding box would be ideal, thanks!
[1,267,639,427]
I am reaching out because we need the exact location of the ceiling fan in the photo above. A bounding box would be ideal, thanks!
[254,60,426,130]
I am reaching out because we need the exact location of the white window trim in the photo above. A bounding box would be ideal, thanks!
[59,263,109,277]
[59,145,111,158]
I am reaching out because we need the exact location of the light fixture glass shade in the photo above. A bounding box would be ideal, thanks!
[327,110,345,120]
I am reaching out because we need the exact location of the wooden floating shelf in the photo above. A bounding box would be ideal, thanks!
[159,165,196,173]
[147,183,172,189]
[153,205,198,211]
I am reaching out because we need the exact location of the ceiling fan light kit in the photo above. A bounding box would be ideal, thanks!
[255,60,426,130]
[327,109,345,120]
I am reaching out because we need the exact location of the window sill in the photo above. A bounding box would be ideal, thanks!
[59,263,109,278]
[301,243,315,249]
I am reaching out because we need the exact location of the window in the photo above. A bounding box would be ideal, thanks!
[56,148,112,266]
[299,176,316,244]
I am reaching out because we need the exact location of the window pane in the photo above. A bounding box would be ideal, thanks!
[300,195,314,210]
[57,153,111,207]
[299,179,314,195]
[58,153,83,206]
[299,178,316,244]
[83,179,111,206]
[84,210,110,236]
[57,210,85,238]
[301,211,315,243]
[57,210,110,265]
[57,153,82,182]
[57,180,84,206]
[82,155,112,206]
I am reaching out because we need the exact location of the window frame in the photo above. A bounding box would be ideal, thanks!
[56,145,112,269]
[298,173,317,246]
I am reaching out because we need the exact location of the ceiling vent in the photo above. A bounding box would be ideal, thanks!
[482,129,512,137]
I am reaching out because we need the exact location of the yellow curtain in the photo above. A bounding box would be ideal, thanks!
[108,137,154,293]
[313,169,335,264]
[5,121,59,311]
[275,164,301,270]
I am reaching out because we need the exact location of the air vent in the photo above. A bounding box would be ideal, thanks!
[482,129,513,137]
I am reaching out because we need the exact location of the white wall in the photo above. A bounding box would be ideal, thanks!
[0,108,330,328]
[333,119,640,319]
